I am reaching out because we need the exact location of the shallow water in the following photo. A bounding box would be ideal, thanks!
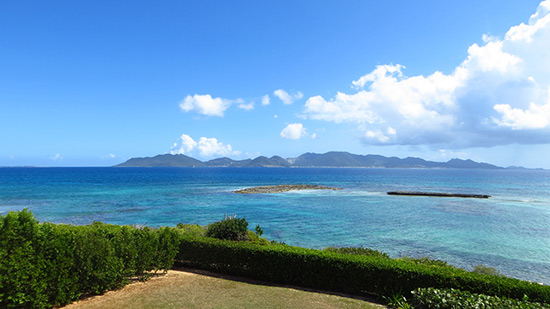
[1,167,549,284]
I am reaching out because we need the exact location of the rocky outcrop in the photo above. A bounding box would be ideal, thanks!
[234,184,343,194]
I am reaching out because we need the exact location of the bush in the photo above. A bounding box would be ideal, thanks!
[176,223,206,237]
[0,210,181,308]
[410,287,548,308]
[472,264,503,277]
[324,246,389,259]
[205,215,249,241]
[399,256,451,268]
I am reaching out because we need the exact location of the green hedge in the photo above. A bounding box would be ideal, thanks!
[0,210,179,308]
[175,236,550,304]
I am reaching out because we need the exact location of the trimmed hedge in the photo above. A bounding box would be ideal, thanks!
[175,236,550,304]
[0,210,179,308]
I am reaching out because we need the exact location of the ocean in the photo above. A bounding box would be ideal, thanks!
[1,167,549,284]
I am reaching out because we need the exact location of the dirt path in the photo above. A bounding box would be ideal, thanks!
[64,268,385,308]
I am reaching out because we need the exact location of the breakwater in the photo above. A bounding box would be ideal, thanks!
[387,191,491,198]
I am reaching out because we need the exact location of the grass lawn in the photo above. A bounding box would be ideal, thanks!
[63,267,385,308]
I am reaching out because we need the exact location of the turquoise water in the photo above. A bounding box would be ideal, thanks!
[1,167,549,284]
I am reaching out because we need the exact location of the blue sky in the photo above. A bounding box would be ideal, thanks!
[1,0,549,168]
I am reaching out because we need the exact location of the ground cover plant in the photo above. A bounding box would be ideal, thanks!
[409,287,550,308]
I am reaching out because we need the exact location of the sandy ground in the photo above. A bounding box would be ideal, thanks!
[63,268,385,308]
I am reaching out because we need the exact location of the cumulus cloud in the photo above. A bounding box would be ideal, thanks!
[302,0,550,147]
[179,94,232,117]
[280,123,307,139]
[274,89,304,105]
[170,134,240,158]
[50,153,62,160]
[261,95,270,106]
[170,134,198,155]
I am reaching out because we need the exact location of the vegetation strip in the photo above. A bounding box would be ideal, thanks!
[2,210,549,308]
[234,184,343,194]
[387,191,491,198]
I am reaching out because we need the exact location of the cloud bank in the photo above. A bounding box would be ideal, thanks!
[170,134,241,158]
[302,0,550,148]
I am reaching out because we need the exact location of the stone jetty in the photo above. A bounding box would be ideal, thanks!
[387,191,491,199]
[234,184,343,194]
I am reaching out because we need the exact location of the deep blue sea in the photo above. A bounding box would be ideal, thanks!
[1,167,549,284]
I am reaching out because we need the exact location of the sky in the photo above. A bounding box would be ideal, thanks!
[1,1,549,168]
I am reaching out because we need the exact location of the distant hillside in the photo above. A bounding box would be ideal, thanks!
[116,154,205,167]
[115,152,503,169]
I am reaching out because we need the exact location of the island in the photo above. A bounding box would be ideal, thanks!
[115,151,508,169]
[387,191,491,199]
[234,184,343,194]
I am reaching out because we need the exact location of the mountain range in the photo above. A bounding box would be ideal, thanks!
[115,151,505,169]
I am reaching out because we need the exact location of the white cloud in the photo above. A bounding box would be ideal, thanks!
[493,99,550,130]
[179,94,233,117]
[363,127,397,143]
[301,1,550,147]
[280,123,307,139]
[261,95,270,106]
[237,100,255,111]
[50,153,62,160]
[170,134,198,155]
[197,137,241,157]
[274,89,304,105]
[170,134,240,158]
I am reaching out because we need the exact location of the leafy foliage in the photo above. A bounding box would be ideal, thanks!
[205,215,249,241]
[472,264,504,277]
[254,224,264,236]
[399,256,451,268]
[324,246,389,259]
[410,287,549,308]
[0,210,180,308]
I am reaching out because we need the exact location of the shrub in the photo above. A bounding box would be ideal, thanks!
[472,264,503,277]
[399,256,451,268]
[254,224,264,236]
[0,210,181,308]
[205,215,249,241]
[0,209,47,307]
[176,223,206,237]
[324,246,389,259]
[410,287,548,308]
